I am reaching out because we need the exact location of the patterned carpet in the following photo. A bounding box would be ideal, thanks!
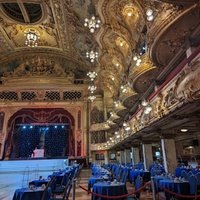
[68,169,153,200]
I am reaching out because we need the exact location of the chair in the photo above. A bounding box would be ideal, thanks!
[41,176,57,200]
[187,171,193,179]
[50,179,71,200]
[121,171,128,184]
[134,175,143,199]
[195,172,200,185]
[180,170,187,179]
[188,175,198,195]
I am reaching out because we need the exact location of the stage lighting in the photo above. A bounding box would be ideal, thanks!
[46,127,49,131]
[54,125,57,129]
[23,126,26,129]
[62,125,64,129]
[30,126,33,129]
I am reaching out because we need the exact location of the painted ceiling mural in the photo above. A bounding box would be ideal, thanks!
[0,0,199,110]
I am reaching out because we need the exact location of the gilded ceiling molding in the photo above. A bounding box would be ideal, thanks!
[175,60,200,102]
[1,58,75,86]
[148,4,198,66]
[129,54,157,93]
[90,123,110,132]
[49,0,71,52]
[0,48,89,70]
[100,48,125,70]
[119,86,138,108]
[129,54,156,81]
[148,3,183,47]
[0,1,47,25]
[157,0,198,5]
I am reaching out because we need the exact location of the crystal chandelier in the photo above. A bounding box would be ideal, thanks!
[86,51,98,62]
[24,29,40,47]
[88,85,97,93]
[88,95,96,102]
[84,16,101,33]
[133,55,142,66]
[87,71,98,81]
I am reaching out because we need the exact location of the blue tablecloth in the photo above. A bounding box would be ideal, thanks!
[159,179,190,198]
[12,187,50,200]
[88,177,104,190]
[29,179,49,187]
[129,170,144,182]
[92,182,127,200]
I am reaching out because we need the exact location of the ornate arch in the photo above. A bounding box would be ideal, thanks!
[3,108,75,159]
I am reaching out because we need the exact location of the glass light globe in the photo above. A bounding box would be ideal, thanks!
[133,56,138,61]
[142,100,148,106]
[144,109,150,114]
[90,28,94,33]
[146,8,153,17]
[147,15,154,21]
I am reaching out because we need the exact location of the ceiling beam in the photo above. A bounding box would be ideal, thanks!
[17,0,30,23]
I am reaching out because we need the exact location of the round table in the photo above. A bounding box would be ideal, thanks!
[12,187,50,200]
[92,182,127,200]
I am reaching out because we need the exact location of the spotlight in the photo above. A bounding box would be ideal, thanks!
[46,127,49,131]
[22,126,26,129]
[54,125,57,129]
[30,126,33,129]
[62,125,65,129]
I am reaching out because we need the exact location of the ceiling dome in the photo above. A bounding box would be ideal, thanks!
[1,3,42,24]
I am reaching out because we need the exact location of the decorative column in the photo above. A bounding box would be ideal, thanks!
[131,147,140,165]
[124,149,131,164]
[120,150,125,164]
[142,143,153,171]
[104,150,109,164]
[161,138,177,173]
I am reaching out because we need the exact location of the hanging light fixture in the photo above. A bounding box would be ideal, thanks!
[88,85,97,93]
[88,95,96,102]
[84,16,101,33]
[24,29,40,47]
[86,51,98,62]
[146,8,154,21]
[87,71,98,81]
[133,55,142,66]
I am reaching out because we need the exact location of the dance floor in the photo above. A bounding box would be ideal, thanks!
[0,164,153,200]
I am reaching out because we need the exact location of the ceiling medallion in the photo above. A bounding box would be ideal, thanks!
[84,16,101,33]
[87,71,98,81]
[86,51,98,62]
[24,28,40,47]
[122,5,137,17]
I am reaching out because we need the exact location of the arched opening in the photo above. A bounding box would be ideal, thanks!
[3,108,75,159]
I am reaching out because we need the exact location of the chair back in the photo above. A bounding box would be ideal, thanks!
[180,170,187,179]
[41,177,56,200]
[188,175,197,195]
[121,171,128,184]
[135,175,143,191]
[195,172,200,185]
[65,179,73,200]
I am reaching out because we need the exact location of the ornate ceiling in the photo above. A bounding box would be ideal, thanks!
[0,0,200,110]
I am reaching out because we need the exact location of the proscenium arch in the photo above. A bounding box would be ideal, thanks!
[3,108,75,160]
